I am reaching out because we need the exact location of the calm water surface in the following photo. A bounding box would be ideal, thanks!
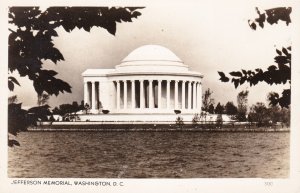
[8,131,289,178]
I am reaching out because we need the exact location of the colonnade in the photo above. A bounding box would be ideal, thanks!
[84,79,202,112]
[114,79,202,111]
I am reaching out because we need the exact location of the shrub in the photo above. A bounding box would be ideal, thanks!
[175,116,184,128]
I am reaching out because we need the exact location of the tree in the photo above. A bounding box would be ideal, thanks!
[8,7,144,146]
[215,102,224,114]
[236,90,249,121]
[218,7,291,108]
[248,102,269,127]
[52,106,60,114]
[8,102,52,147]
[71,101,80,113]
[207,104,214,114]
[225,101,238,115]
[268,104,281,123]
[202,88,214,112]
[280,107,290,127]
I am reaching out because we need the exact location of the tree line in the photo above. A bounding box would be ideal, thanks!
[201,88,290,127]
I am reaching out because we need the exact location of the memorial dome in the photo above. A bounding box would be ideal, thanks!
[116,45,188,72]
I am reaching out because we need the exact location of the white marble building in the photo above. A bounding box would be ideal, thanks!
[81,45,203,122]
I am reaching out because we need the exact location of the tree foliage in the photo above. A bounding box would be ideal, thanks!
[248,7,292,30]
[215,102,224,114]
[202,88,214,112]
[53,100,85,119]
[9,7,143,96]
[8,6,144,146]
[236,90,249,121]
[225,101,238,115]
[208,104,215,114]
[248,102,290,127]
[218,7,292,108]
[8,103,51,147]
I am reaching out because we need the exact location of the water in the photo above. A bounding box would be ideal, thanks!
[8,131,289,178]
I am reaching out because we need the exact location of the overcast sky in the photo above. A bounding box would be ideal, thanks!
[10,0,292,108]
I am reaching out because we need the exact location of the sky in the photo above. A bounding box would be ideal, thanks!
[10,0,292,109]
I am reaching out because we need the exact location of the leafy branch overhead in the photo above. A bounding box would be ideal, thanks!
[218,46,291,108]
[248,7,292,30]
[218,46,291,87]
[8,7,144,96]
[218,7,291,108]
[8,7,144,147]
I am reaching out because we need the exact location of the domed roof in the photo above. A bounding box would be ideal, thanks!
[122,45,183,63]
[116,45,188,72]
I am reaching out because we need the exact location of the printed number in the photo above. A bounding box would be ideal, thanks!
[265,182,273,186]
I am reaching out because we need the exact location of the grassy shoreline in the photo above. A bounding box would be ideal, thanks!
[28,124,290,132]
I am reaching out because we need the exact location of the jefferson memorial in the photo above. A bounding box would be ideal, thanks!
[81,45,203,122]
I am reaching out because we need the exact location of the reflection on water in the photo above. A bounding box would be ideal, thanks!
[8,131,289,178]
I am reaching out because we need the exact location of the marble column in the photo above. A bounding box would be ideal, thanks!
[97,82,100,109]
[116,80,120,109]
[174,80,178,109]
[140,80,144,108]
[91,81,96,111]
[158,80,162,109]
[124,80,127,109]
[131,80,135,109]
[167,80,171,109]
[188,81,192,109]
[193,81,196,109]
[198,82,202,111]
[84,81,88,106]
[181,81,186,109]
[149,80,154,108]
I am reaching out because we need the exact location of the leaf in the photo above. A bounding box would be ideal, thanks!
[282,47,289,56]
[248,21,256,30]
[229,71,243,77]
[231,78,239,88]
[218,71,229,82]
[240,77,247,85]
[276,49,282,56]
[132,11,142,18]
[9,76,20,85]
[8,80,14,91]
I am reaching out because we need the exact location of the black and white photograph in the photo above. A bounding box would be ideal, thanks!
[1,0,300,192]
